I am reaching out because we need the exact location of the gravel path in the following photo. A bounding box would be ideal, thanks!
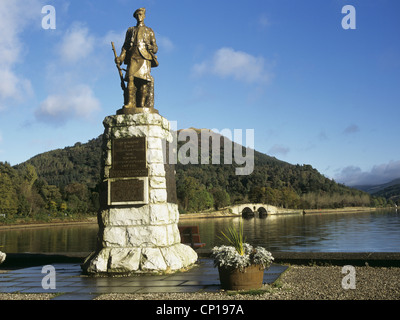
[0,293,54,300]
[1,265,399,300]
[96,265,400,300]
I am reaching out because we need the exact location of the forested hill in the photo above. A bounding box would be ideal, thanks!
[12,129,378,214]
[16,136,103,189]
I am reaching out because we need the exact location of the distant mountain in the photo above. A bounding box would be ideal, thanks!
[354,178,400,194]
[372,184,400,203]
[353,178,400,203]
[15,129,374,211]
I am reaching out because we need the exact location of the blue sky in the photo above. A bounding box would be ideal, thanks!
[0,0,399,186]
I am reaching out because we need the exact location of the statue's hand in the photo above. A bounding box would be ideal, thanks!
[115,57,122,65]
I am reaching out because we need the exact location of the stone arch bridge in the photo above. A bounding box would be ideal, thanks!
[228,203,280,218]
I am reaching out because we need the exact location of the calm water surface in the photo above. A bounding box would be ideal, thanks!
[180,210,400,252]
[1,210,399,253]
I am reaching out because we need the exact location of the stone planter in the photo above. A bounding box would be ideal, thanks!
[218,264,265,290]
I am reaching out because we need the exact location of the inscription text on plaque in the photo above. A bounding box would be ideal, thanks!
[110,137,148,178]
[108,137,149,205]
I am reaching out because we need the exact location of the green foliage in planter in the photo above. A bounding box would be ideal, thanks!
[219,220,246,255]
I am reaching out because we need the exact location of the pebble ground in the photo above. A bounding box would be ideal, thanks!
[3,265,398,300]
[95,265,400,300]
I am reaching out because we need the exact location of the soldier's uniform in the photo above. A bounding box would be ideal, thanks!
[118,8,158,110]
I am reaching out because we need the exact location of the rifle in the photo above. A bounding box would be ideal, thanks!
[111,42,126,91]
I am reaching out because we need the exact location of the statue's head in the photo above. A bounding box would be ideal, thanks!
[133,8,146,22]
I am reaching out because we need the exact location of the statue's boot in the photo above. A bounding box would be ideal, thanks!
[124,82,136,109]
[139,90,147,108]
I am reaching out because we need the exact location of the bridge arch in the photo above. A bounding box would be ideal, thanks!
[241,207,254,218]
[257,207,268,218]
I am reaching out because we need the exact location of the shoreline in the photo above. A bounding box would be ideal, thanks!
[0,217,97,230]
[180,206,381,219]
[0,207,386,230]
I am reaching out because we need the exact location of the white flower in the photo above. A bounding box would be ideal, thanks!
[211,244,274,271]
[252,246,274,268]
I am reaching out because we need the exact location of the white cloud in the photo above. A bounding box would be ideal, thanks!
[35,85,100,125]
[335,160,400,186]
[0,0,42,103]
[58,22,95,63]
[0,69,19,99]
[36,21,105,125]
[102,30,125,52]
[157,35,175,53]
[193,47,272,84]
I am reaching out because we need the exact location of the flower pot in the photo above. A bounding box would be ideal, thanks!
[218,264,265,290]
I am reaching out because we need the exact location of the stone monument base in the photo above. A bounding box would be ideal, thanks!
[83,244,198,275]
[82,203,198,274]
[81,112,198,275]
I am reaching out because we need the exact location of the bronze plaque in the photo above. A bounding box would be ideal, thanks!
[110,137,148,178]
[110,179,144,203]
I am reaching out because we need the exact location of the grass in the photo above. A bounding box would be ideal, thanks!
[219,220,246,255]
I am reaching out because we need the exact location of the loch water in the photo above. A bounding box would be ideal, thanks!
[1,210,399,253]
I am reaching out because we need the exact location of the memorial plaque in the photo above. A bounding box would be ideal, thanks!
[109,178,147,204]
[110,137,148,178]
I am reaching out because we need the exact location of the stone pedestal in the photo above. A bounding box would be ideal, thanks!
[82,113,198,274]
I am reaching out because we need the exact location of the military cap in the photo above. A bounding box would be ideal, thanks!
[133,8,146,18]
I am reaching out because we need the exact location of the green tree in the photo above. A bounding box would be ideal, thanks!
[17,165,42,216]
[280,186,300,208]
[248,186,265,203]
[0,172,19,216]
[23,164,38,188]
[264,187,279,206]
[189,189,214,212]
[212,188,231,210]
[177,176,213,212]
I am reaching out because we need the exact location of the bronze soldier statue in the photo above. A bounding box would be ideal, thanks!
[114,8,158,114]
